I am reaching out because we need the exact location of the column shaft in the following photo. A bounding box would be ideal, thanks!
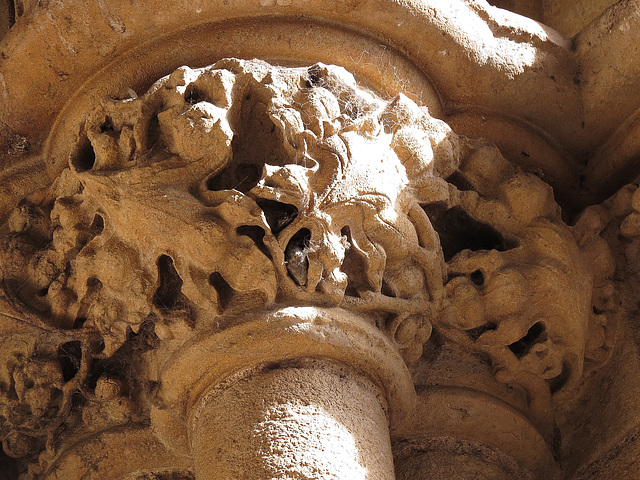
[189,360,395,480]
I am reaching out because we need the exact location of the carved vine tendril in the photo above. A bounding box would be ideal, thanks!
[0,59,618,463]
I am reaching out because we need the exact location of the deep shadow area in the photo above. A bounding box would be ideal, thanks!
[422,204,517,261]
[0,450,19,480]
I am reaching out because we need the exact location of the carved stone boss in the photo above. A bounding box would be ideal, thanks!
[0,59,618,479]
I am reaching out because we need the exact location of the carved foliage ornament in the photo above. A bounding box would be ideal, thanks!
[0,59,615,461]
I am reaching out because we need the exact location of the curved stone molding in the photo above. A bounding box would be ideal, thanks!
[394,386,559,479]
[39,426,193,480]
[0,0,590,215]
[155,307,415,427]
[0,0,575,152]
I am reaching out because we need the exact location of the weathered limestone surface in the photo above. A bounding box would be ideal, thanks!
[0,1,639,479]
[190,360,395,480]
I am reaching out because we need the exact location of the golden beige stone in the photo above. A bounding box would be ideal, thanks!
[1,1,640,479]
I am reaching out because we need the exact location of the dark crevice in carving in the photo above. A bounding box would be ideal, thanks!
[127,319,160,350]
[206,163,262,193]
[0,450,19,479]
[57,341,82,382]
[185,85,207,105]
[83,214,104,244]
[86,360,114,393]
[13,0,24,18]
[446,170,474,192]
[256,199,298,235]
[422,204,517,261]
[285,229,311,286]
[379,312,396,332]
[92,214,105,234]
[72,138,96,172]
[147,114,161,151]
[341,226,369,297]
[93,338,105,354]
[420,327,444,364]
[99,117,114,133]
[73,317,87,329]
[508,322,547,359]
[237,164,261,191]
[47,389,63,416]
[465,322,497,342]
[86,320,158,395]
[469,269,485,286]
[7,0,16,25]
[153,255,184,309]
[207,89,288,193]
[76,214,104,252]
[547,361,571,395]
[552,426,562,462]
[209,272,235,310]
[381,279,395,297]
[236,226,271,260]
[262,361,283,372]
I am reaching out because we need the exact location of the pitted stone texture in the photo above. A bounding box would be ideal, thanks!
[396,450,514,480]
[190,360,394,480]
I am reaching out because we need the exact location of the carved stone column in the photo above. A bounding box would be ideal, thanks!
[152,307,414,480]
[190,361,393,480]
[2,2,640,479]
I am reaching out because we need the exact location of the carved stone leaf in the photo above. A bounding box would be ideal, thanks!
[74,159,277,302]
[43,156,278,355]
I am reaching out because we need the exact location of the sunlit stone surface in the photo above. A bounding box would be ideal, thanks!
[1,1,640,479]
